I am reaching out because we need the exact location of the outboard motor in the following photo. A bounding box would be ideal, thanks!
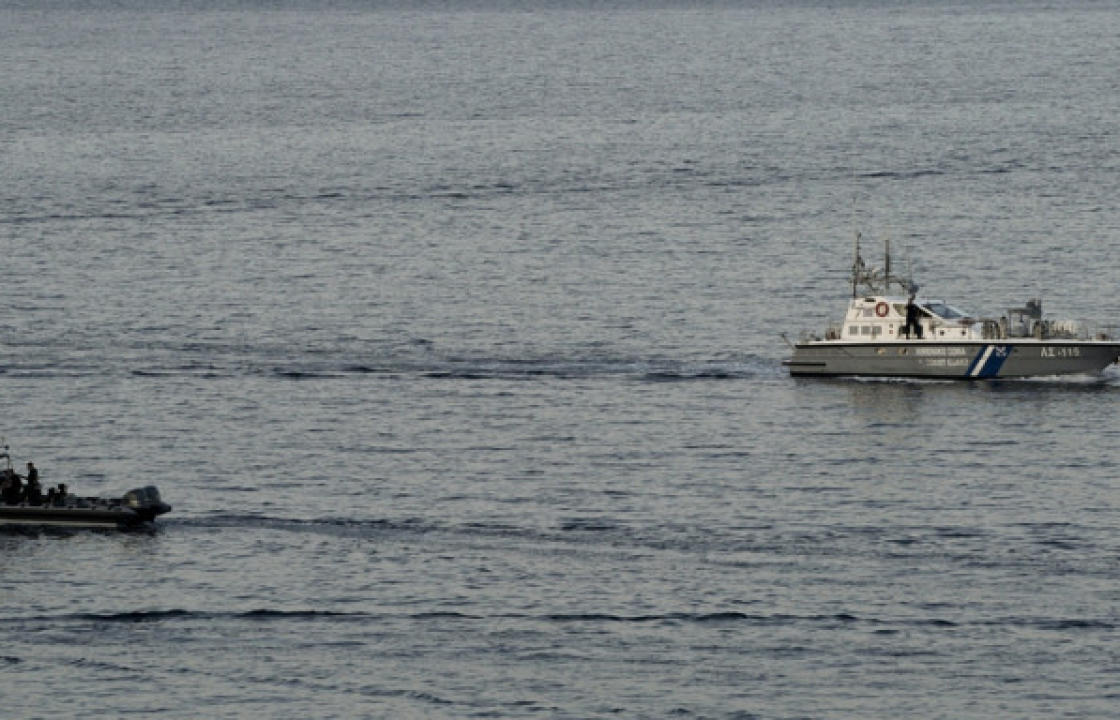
[123,486,173,522]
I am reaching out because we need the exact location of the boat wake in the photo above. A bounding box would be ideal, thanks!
[140,356,774,382]
[3,337,775,382]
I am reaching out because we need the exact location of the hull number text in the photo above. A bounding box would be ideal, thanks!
[1040,346,1080,358]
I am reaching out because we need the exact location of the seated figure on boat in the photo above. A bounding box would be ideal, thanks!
[1,469,23,505]
[0,463,45,505]
[42,483,69,507]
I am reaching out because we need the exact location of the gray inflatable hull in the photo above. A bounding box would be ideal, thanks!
[784,341,1120,379]
[0,486,171,530]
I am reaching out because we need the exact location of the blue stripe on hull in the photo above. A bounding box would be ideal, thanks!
[965,345,1010,378]
[965,346,990,376]
[977,345,1010,378]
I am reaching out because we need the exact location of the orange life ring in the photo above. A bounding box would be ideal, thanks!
[874,301,889,318]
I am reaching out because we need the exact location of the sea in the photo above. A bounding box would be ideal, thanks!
[3,1,1120,718]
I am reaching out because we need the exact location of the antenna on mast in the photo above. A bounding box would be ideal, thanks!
[852,230,862,298]
[884,236,891,294]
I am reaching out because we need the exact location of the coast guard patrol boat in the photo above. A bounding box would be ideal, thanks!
[783,234,1120,379]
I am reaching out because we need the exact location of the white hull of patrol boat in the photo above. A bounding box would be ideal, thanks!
[785,340,1120,378]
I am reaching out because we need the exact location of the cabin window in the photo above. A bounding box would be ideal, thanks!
[871,326,882,337]
[862,308,874,318]
[925,302,966,319]
[847,326,857,337]
[861,326,872,336]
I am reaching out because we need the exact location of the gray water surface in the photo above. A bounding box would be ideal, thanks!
[3,2,1120,718]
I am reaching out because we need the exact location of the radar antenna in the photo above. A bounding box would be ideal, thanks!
[850,231,914,296]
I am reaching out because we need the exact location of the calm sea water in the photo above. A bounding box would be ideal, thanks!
[3,2,1120,718]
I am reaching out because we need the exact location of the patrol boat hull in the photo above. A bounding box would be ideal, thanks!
[785,340,1120,378]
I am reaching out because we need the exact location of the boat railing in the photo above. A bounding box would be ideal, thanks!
[980,316,1108,341]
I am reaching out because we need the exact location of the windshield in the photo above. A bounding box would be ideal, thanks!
[923,302,968,319]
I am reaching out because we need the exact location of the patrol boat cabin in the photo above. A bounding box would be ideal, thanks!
[833,295,979,344]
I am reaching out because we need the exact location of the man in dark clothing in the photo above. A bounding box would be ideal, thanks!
[904,294,924,339]
[25,463,42,505]
[0,469,11,504]
[3,470,23,504]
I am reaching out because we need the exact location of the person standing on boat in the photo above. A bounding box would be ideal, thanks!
[25,463,42,506]
[904,293,923,339]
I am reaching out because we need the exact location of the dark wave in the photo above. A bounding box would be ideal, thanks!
[538,611,859,625]
[0,609,874,627]
[241,609,363,620]
[858,169,946,180]
[66,609,195,623]
[348,356,774,383]
[8,606,1113,635]
[11,608,371,625]
[412,611,481,620]
[530,612,1118,632]
[1001,617,1115,631]
[165,513,1033,568]
[559,519,620,532]
[639,367,752,382]
[44,358,771,383]
[3,333,778,381]
[182,514,437,536]
[0,359,787,382]
[180,512,653,547]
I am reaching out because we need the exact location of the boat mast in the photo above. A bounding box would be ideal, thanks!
[884,236,891,294]
[852,231,861,298]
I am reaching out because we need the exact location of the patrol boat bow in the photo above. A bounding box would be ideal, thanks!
[783,234,1120,379]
